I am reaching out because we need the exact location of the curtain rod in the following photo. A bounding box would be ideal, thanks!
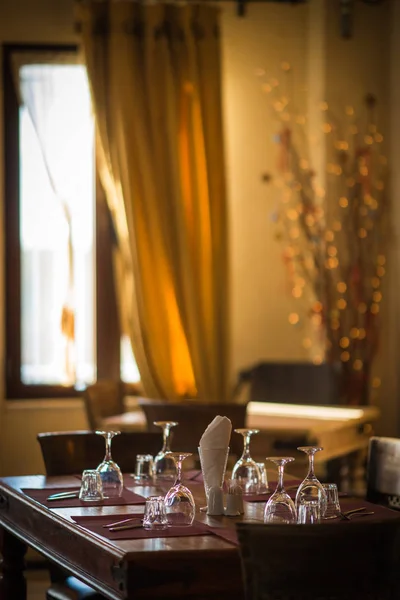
[76,0,307,18]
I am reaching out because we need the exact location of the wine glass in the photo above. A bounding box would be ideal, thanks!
[231,429,261,494]
[164,452,195,526]
[95,430,123,498]
[264,457,297,524]
[153,421,178,481]
[295,446,327,515]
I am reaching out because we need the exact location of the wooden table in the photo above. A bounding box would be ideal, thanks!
[0,474,244,600]
[103,401,380,494]
[0,474,398,600]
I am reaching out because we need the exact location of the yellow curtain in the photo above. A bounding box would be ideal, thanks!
[75,1,230,403]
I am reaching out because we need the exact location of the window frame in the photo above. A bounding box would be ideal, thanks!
[3,43,121,399]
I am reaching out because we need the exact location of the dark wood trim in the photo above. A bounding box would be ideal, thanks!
[96,173,121,381]
[3,43,106,400]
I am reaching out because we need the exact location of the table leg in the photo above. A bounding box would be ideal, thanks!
[0,528,27,600]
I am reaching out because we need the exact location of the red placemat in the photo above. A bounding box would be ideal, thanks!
[22,487,147,508]
[71,514,213,540]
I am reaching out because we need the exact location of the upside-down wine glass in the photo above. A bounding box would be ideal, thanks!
[231,429,261,494]
[295,446,327,515]
[164,452,195,526]
[153,421,178,481]
[264,457,297,524]
[95,430,123,498]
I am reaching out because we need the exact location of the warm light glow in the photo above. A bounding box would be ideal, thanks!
[358,228,367,239]
[341,351,350,362]
[281,61,291,71]
[247,402,367,421]
[288,313,299,325]
[313,301,323,313]
[350,328,359,339]
[373,291,382,303]
[375,133,383,143]
[340,337,350,348]
[319,101,329,111]
[346,177,355,188]
[371,303,380,315]
[358,303,367,314]
[371,277,380,288]
[377,266,386,277]
[339,196,348,208]
[377,255,386,266]
[337,299,347,310]
[353,359,363,371]
[333,220,342,232]
[358,328,366,340]
[337,282,347,293]
[372,377,381,388]
[345,106,354,116]
[322,123,332,133]
[325,230,334,242]
[327,246,337,257]
[364,135,373,145]
[302,338,312,349]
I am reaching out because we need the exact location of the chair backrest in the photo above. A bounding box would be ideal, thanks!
[37,430,163,475]
[82,380,125,429]
[367,436,400,511]
[236,520,400,600]
[236,362,341,405]
[138,399,247,455]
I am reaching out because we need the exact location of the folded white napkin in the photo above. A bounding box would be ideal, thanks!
[198,416,232,495]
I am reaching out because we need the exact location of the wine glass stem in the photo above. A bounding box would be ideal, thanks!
[276,464,285,493]
[174,458,183,486]
[242,433,252,460]
[307,453,316,479]
[162,426,171,453]
[104,435,112,462]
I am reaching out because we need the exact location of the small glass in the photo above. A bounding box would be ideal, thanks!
[322,483,341,520]
[231,429,261,494]
[79,469,104,502]
[134,454,154,483]
[143,496,168,530]
[256,462,269,494]
[264,457,297,524]
[164,452,195,526]
[297,499,321,524]
[295,446,327,516]
[95,430,123,498]
[153,421,178,481]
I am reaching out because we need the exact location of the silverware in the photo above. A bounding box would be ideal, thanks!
[47,491,79,501]
[348,511,375,519]
[103,517,142,528]
[109,522,143,532]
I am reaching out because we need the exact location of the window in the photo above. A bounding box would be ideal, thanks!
[4,44,139,398]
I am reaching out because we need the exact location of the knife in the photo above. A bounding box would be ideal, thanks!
[47,491,80,501]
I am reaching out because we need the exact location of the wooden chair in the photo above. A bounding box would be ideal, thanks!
[367,436,400,511]
[37,430,162,600]
[37,430,162,476]
[236,520,400,600]
[138,399,247,457]
[82,379,142,430]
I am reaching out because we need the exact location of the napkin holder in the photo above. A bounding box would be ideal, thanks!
[198,446,230,499]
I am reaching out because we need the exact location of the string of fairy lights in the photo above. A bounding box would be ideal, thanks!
[258,63,389,402]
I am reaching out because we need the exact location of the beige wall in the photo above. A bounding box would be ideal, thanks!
[0,0,398,475]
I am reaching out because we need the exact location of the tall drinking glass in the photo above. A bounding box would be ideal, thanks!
[153,421,178,481]
[164,452,195,526]
[231,429,261,494]
[95,430,123,498]
[295,446,327,515]
[264,457,297,524]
